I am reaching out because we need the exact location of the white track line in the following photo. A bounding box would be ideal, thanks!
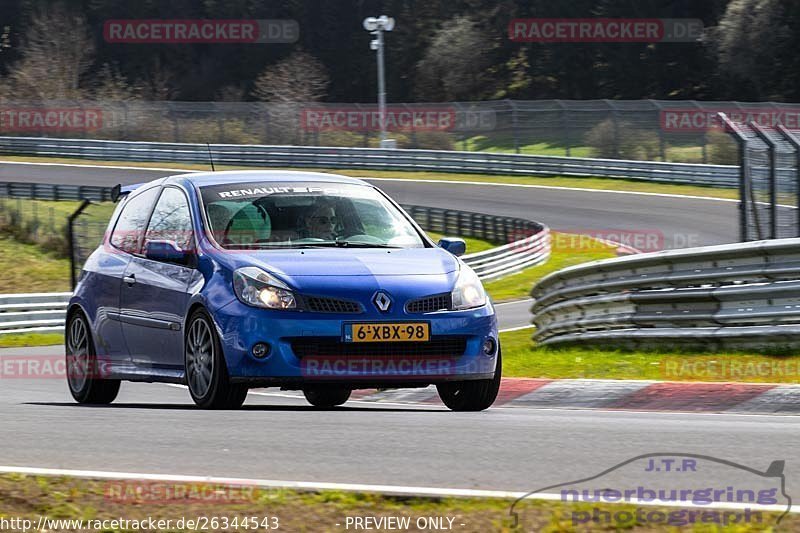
[0,159,744,204]
[494,298,533,306]
[0,159,199,173]
[364,177,744,203]
[499,325,534,333]
[0,466,794,514]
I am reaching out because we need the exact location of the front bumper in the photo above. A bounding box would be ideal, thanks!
[213,298,498,387]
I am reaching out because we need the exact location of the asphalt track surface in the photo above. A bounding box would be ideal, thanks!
[0,161,739,329]
[0,346,798,501]
[0,160,738,249]
[6,162,789,501]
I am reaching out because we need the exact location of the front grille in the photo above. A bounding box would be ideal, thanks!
[405,294,451,313]
[304,296,362,314]
[291,337,468,358]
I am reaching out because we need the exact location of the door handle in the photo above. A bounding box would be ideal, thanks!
[123,274,136,285]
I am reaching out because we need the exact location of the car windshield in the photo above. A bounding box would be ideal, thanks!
[199,181,426,249]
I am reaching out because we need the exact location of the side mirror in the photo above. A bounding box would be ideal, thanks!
[144,240,191,265]
[437,237,466,257]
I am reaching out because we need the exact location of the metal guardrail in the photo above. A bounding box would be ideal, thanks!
[0,136,740,187]
[401,205,551,280]
[0,182,115,202]
[0,292,71,335]
[531,238,800,349]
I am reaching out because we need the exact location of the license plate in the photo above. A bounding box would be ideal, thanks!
[345,323,430,343]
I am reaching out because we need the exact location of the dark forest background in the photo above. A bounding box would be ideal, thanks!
[0,0,796,103]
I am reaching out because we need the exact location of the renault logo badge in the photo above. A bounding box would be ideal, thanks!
[372,291,392,312]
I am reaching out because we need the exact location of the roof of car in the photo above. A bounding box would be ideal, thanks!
[166,170,371,187]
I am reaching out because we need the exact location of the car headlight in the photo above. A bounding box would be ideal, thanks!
[233,267,296,310]
[451,265,487,310]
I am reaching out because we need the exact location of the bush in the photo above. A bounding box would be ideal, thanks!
[316,130,369,147]
[178,119,263,145]
[707,130,740,165]
[397,130,455,151]
[584,118,662,161]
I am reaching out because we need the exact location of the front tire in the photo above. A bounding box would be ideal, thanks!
[185,309,248,409]
[436,348,502,412]
[303,386,351,408]
[66,312,120,405]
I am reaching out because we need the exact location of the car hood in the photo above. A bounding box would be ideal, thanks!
[222,247,459,279]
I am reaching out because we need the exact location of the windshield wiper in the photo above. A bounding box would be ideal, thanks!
[302,240,400,248]
[224,243,330,249]
[336,241,400,248]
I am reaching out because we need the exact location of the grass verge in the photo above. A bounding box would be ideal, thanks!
[0,155,739,200]
[500,328,800,384]
[425,231,497,254]
[0,474,791,532]
[0,332,63,348]
[0,236,70,293]
[484,232,618,302]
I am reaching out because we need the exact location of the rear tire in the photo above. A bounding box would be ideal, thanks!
[66,312,120,405]
[185,309,248,409]
[437,349,502,412]
[303,387,351,408]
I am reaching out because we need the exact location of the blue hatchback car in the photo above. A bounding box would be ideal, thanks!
[66,171,500,410]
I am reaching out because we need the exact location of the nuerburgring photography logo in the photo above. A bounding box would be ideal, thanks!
[510,453,791,529]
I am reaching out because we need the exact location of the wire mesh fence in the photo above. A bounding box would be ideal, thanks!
[5,99,796,163]
[720,114,800,241]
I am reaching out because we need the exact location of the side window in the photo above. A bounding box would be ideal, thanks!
[144,187,194,251]
[110,187,160,254]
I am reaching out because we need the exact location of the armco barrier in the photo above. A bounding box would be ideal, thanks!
[0,182,115,202]
[400,205,551,280]
[0,136,740,187]
[531,238,800,349]
[0,292,71,335]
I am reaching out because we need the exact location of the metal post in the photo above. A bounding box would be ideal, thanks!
[376,30,386,146]
[556,100,570,157]
[364,16,395,148]
[718,113,750,242]
[750,122,778,239]
[777,125,800,237]
[509,100,520,154]
[68,200,91,290]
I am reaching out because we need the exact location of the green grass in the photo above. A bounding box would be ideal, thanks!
[0,332,63,347]
[461,135,594,157]
[0,473,792,532]
[501,328,800,383]
[484,232,619,302]
[426,231,497,254]
[0,154,739,200]
[0,236,70,293]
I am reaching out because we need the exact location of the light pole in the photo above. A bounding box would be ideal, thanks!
[363,15,395,148]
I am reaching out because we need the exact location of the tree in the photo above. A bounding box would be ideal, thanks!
[93,63,140,101]
[713,0,793,99]
[414,16,493,101]
[251,50,329,103]
[3,3,95,100]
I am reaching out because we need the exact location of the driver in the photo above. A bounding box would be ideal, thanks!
[301,200,338,240]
